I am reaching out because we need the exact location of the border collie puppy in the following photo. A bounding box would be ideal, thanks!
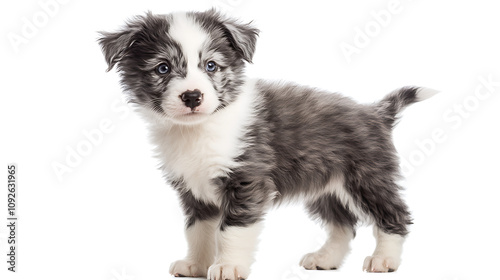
[99,9,436,280]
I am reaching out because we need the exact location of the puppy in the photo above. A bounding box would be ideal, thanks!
[99,9,436,279]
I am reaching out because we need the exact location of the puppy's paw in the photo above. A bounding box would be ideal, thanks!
[363,255,399,273]
[207,263,249,280]
[299,252,340,270]
[169,259,207,277]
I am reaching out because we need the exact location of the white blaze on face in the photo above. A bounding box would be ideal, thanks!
[164,13,220,122]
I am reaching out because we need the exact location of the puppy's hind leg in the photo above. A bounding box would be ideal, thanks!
[352,179,411,272]
[301,194,357,270]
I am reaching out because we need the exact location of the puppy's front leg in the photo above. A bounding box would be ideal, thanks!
[169,188,220,278]
[208,177,273,280]
[209,222,263,280]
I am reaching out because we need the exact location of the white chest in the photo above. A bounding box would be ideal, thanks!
[148,87,256,205]
[157,125,243,204]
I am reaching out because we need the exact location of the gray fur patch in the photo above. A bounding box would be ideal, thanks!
[222,80,415,236]
[172,180,220,228]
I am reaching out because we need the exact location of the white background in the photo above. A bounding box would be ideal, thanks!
[1,0,499,280]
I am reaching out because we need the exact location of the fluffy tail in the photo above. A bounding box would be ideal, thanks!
[376,86,438,127]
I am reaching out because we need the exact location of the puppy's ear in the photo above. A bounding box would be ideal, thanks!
[98,14,149,71]
[211,10,260,63]
[98,28,137,72]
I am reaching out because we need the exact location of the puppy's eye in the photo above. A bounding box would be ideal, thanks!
[206,61,217,72]
[156,63,170,74]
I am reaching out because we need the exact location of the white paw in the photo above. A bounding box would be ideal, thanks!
[363,255,399,273]
[169,259,207,277]
[207,263,249,280]
[299,251,341,270]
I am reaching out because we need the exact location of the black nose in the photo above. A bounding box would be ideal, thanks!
[180,90,203,110]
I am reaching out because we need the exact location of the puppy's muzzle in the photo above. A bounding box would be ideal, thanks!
[180,89,203,110]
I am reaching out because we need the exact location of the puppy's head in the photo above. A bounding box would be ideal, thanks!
[98,10,258,125]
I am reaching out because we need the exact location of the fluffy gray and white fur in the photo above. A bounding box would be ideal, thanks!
[99,10,437,279]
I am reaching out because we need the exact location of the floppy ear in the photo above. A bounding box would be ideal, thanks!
[98,12,154,72]
[98,27,137,72]
[212,10,260,63]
